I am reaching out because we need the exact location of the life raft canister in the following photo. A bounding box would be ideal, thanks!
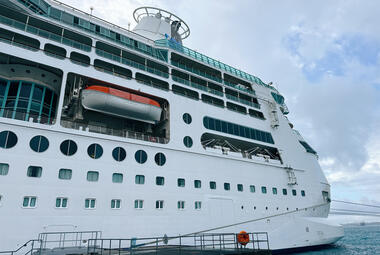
[237,231,250,246]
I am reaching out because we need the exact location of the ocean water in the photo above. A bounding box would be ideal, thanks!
[288,225,380,255]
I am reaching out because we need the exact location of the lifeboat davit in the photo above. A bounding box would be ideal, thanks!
[81,85,162,124]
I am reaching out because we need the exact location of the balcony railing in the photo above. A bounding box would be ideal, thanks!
[95,48,169,79]
[226,94,260,109]
[224,80,256,96]
[0,108,55,125]
[61,119,169,144]
[0,14,91,51]
[156,39,275,90]
[171,60,223,83]
[172,76,223,97]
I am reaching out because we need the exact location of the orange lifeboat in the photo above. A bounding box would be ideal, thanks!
[81,85,162,124]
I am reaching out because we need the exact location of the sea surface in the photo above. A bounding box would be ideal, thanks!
[285,225,380,255]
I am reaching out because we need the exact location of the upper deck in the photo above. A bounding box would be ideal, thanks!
[13,0,278,92]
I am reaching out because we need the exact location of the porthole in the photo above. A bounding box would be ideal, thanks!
[87,143,103,159]
[183,136,193,148]
[60,139,77,156]
[135,150,147,164]
[112,147,126,162]
[29,135,49,153]
[154,153,166,166]
[183,113,192,124]
[0,131,18,149]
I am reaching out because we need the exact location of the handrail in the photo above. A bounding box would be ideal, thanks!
[86,232,270,254]
[95,48,169,78]
[0,239,42,255]
[226,94,261,109]
[60,119,169,144]
[0,14,91,52]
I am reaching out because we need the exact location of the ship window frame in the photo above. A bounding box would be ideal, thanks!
[224,182,230,191]
[154,152,166,166]
[237,184,244,192]
[195,201,202,210]
[55,197,68,208]
[292,189,297,196]
[250,185,256,193]
[112,173,123,183]
[282,188,287,195]
[29,135,49,153]
[301,190,306,197]
[194,180,201,189]
[261,186,267,194]
[177,178,185,187]
[112,147,126,162]
[87,143,103,159]
[134,199,144,209]
[60,139,78,156]
[272,187,278,195]
[135,150,148,164]
[156,176,165,186]
[155,200,164,210]
[111,199,121,209]
[183,136,193,148]
[58,168,72,180]
[27,166,42,178]
[183,113,192,124]
[85,198,96,209]
[0,163,9,176]
[135,175,145,185]
[209,181,216,190]
[22,196,37,208]
[177,200,185,210]
[86,171,99,182]
[0,130,18,149]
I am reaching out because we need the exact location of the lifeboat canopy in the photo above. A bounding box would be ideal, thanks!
[81,85,162,124]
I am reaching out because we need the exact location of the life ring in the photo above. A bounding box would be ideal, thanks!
[237,231,250,246]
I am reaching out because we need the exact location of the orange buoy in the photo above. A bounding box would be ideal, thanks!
[237,231,250,246]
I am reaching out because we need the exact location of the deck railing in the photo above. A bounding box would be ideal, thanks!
[86,232,270,255]
[60,119,169,144]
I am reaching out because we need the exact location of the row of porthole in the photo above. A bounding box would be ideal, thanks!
[0,131,167,165]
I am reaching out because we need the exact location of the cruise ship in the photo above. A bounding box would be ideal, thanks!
[0,0,344,253]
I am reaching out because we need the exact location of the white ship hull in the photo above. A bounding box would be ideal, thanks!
[0,0,343,252]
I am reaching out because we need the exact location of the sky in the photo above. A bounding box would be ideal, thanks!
[59,0,380,222]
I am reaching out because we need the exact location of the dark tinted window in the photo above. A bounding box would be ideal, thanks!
[135,150,147,164]
[177,178,185,187]
[0,131,18,149]
[154,152,166,166]
[87,143,103,159]
[156,176,164,186]
[27,166,42,177]
[209,181,216,189]
[237,184,243,192]
[183,113,192,124]
[29,135,49,153]
[183,136,193,148]
[112,147,126,161]
[224,183,230,191]
[60,140,77,156]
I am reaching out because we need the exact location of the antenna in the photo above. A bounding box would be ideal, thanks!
[128,22,131,30]
[90,6,94,16]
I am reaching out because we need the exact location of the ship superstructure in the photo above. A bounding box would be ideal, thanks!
[0,0,343,252]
